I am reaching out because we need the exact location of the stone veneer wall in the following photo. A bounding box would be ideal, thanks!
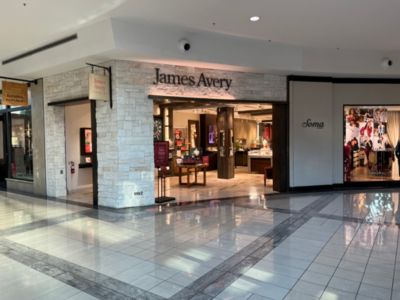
[43,60,286,208]
[44,67,91,197]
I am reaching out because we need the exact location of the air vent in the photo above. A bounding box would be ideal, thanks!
[2,34,78,65]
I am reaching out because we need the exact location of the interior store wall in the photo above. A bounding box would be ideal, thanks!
[234,119,257,147]
[173,111,199,129]
[65,103,92,192]
[290,81,400,187]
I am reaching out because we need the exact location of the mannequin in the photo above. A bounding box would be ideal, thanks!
[395,141,400,176]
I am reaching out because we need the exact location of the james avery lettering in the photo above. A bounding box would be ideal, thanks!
[153,68,232,91]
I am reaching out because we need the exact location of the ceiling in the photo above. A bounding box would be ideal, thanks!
[2,0,400,76]
[0,0,125,62]
[109,0,400,51]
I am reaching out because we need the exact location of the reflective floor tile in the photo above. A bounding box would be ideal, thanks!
[215,285,253,300]
[291,280,325,298]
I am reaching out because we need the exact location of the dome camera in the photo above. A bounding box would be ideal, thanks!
[178,39,191,52]
[381,58,393,69]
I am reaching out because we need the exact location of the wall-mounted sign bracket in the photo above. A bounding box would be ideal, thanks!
[0,75,38,86]
[86,63,112,109]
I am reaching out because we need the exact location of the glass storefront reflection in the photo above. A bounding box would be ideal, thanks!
[342,192,400,248]
[364,193,393,223]
[344,192,398,224]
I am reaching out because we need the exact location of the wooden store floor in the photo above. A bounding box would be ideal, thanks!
[350,166,393,182]
[155,166,275,203]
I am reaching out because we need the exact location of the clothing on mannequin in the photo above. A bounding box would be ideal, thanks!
[395,141,400,176]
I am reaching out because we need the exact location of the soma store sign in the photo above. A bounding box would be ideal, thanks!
[153,68,232,91]
[1,81,28,106]
[302,118,324,129]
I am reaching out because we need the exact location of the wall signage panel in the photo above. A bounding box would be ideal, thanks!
[153,68,232,91]
[154,141,169,168]
[2,81,28,106]
[89,73,110,101]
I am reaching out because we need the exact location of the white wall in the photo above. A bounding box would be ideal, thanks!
[290,81,333,187]
[65,103,92,192]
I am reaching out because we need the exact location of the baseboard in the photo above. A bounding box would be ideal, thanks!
[288,185,334,193]
[289,181,400,193]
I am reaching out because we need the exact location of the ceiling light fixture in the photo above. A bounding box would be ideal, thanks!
[250,16,260,22]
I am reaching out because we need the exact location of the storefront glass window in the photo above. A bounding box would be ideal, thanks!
[344,106,397,182]
[11,108,32,180]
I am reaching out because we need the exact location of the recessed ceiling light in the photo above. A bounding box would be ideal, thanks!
[250,16,260,22]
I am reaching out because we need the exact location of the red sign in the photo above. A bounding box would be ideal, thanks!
[154,141,169,168]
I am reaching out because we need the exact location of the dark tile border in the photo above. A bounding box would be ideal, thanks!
[170,194,338,299]
[0,238,164,300]
[0,210,89,237]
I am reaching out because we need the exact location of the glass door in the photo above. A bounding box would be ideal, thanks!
[0,115,7,187]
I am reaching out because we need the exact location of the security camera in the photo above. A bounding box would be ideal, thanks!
[381,58,393,69]
[178,39,191,52]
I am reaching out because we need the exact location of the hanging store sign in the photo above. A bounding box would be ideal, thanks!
[1,81,28,106]
[89,73,110,101]
[153,68,232,91]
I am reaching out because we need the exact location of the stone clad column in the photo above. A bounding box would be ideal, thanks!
[217,107,234,179]
[31,79,47,195]
[96,60,155,208]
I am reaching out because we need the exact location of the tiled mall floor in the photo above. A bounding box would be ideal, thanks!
[0,190,399,299]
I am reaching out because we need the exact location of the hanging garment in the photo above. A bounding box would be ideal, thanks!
[396,141,400,176]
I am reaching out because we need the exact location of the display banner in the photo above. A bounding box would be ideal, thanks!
[89,73,110,101]
[2,81,28,106]
[154,141,169,168]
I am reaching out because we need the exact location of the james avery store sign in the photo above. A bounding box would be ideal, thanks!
[153,68,232,91]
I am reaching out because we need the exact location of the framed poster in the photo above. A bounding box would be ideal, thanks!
[80,128,92,155]
[153,116,163,141]
[154,141,169,168]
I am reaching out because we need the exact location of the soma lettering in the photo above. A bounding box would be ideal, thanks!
[302,119,324,129]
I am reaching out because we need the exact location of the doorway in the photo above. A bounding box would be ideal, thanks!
[152,96,289,202]
[0,114,7,187]
[63,102,95,205]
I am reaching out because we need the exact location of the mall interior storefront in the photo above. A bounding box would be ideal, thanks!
[344,105,400,183]
[152,97,281,201]
[0,79,46,196]
[289,76,400,190]
[0,105,33,187]
[38,60,288,208]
